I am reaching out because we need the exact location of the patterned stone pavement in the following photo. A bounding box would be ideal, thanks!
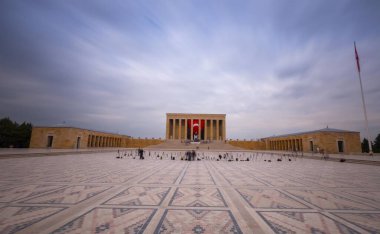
[0,151,380,234]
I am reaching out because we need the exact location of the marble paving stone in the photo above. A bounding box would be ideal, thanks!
[104,186,170,206]
[260,177,307,187]
[155,209,242,234]
[313,178,364,188]
[0,206,65,234]
[286,189,377,210]
[258,211,361,234]
[0,183,17,189]
[169,187,227,207]
[223,176,266,186]
[51,208,156,234]
[21,185,111,204]
[332,212,380,234]
[86,174,136,183]
[343,190,380,204]
[140,175,179,184]
[1,152,380,234]
[0,184,65,202]
[180,175,215,185]
[237,188,310,209]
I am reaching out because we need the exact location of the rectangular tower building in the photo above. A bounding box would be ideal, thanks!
[166,113,226,141]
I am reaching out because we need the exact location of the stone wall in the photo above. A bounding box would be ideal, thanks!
[29,127,128,149]
[125,138,164,148]
[228,140,266,150]
[264,130,361,154]
[30,127,165,149]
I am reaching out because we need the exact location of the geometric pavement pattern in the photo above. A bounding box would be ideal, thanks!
[51,208,156,234]
[103,186,170,206]
[332,212,380,234]
[0,185,65,202]
[285,189,377,210]
[21,185,111,205]
[237,188,310,209]
[0,151,379,233]
[169,187,227,207]
[155,209,242,233]
[257,211,361,234]
[0,206,65,234]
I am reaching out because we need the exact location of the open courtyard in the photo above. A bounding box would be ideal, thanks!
[0,150,380,234]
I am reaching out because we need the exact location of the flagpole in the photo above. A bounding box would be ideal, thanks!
[355,42,373,155]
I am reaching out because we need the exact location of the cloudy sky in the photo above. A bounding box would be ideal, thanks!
[1,1,379,140]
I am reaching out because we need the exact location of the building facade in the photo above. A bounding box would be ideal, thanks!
[262,128,361,154]
[166,113,226,141]
[29,127,164,149]
[29,127,130,149]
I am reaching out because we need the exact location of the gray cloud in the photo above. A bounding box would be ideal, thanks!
[0,0,379,140]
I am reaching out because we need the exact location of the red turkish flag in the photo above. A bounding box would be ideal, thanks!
[354,42,360,73]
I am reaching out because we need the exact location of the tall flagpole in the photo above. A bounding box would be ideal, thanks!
[354,42,373,155]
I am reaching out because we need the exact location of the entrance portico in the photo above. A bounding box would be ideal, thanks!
[166,113,226,141]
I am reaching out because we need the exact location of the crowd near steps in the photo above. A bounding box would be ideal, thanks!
[144,140,244,150]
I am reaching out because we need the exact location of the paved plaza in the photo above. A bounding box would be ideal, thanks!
[0,150,380,234]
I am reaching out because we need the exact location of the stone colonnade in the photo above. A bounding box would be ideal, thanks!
[268,138,303,151]
[87,135,122,148]
[166,113,226,141]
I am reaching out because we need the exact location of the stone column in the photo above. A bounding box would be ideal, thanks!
[172,118,176,140]
[190,119,193,141]
[205,120,208,140]
[210,120,214,140]
[185,119,188,140]
[166,117,169,140]
[222,119,226,140]
[179,119,182,140]
[216,120,220,141]
[198,118,201,140]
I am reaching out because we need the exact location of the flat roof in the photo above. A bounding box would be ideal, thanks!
[33,126,130,137]
[264,127,359,139]
[166,113,226,116]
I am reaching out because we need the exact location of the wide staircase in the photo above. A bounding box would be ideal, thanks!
[145,140,244,150]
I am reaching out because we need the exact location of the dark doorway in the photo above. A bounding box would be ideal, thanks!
[309,141,313,152]
[76,137,81,149]
[337,140,344,153]
[47,136,53,148]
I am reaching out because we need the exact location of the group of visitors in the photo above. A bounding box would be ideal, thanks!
[185,150,197,161]
[116,149,301,162]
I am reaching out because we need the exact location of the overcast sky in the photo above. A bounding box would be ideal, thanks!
[1,1,379,140]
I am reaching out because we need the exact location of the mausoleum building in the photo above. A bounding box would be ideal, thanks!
[166,113,226,141]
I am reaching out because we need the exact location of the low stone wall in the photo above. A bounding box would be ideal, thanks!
[125,138,164,148]
[228,140,266,150]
